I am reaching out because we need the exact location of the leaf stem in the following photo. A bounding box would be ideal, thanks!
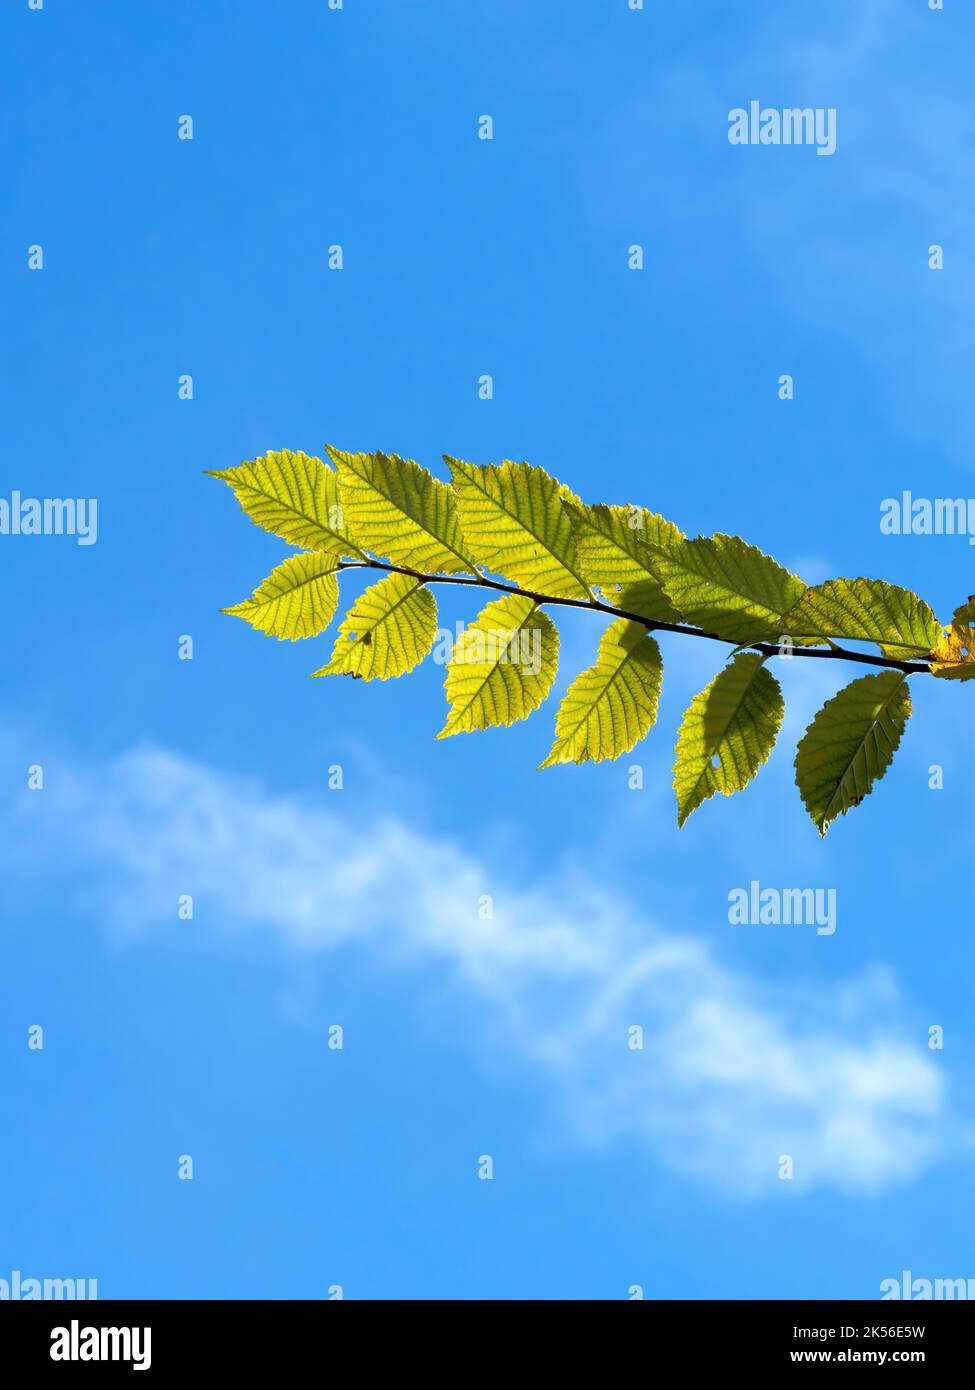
[336,560,933,675]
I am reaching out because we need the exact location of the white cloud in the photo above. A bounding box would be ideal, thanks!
[12,743,949,1199]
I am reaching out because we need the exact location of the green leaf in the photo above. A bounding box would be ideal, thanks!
[615,578,683,625]
[328,448,475,574]
[794,670,912,836]
[673,653,785,826]
[566,500,683,583]
[438,593,559,738]
[223,551,340,640]
[311,573,437,681]
[540,619,662,767]
[930,598,975,681]
[654,533,806,643]
[208,449,363,557]
[566,501,685,621]
[782,578,941,658]
[446,458,591,599]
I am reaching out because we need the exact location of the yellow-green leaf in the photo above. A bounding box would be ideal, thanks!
[654,533,806,643]
[673,653,784,826]
[794,670,912,836]
[782,578,941,658]
[930,598,975,681]
[446,457,591,599]
[540,619,662,767]
[438,593,559,738]
[312,573,437,681]
[208,449,362,557]
[566,501,685,621]
[615,579,683,625]
[223,551,340,640]
[328,448,474,574]
[566,500,683,583]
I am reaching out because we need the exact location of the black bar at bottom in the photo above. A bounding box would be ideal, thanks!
[2,1298,973,1374]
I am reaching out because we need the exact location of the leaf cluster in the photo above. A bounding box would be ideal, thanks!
[211,448,971,834]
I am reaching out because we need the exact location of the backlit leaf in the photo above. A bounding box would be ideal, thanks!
[446,458,591,599]
[568,501,681,578]
[654,533,806,643]
[615,578,683,626]
[930,598,975,681]
[312,572,437,681]
[794,670,912,835]
[438,593,559,738]
[566,501,685,622]
[782,578,941,658]
[329,448,474,574]
[540,619,662,767]
[208,449,362,557]
[223,551,340,640]
[673,653,784,826]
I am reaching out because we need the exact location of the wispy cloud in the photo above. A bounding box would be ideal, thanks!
[7,739,950,1199]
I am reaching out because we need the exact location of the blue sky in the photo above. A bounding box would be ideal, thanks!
[2,0,973,1299]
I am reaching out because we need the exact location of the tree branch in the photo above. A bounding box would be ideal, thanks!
[337,559,933,675]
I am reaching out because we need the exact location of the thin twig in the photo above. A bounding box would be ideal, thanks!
[336,560,933,675]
